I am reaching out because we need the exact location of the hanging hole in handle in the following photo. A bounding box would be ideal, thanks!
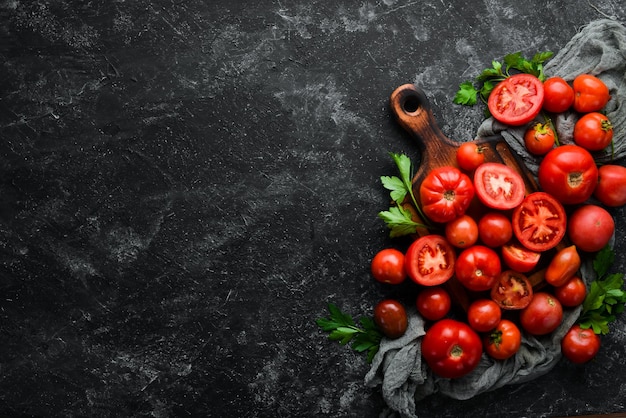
[402,93,422,114]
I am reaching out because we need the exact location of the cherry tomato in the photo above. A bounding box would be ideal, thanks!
[419,166,475,223]
[538,144,598,205]
[484,319,522,360]
[371,248,407,285]
[573,112,613,151]
[456,142,485,171]
[478,212,513,248]
[542,77,574,113]
[594,165,626,207]
[561,324,601,364]
[568,204,615,252]
[455,245,502,292]
[501,241,540,273]
[524,122,555,155]
[405,234,455,286]
[544,245,581,287]
[491,270,533,310]
[572,74,610,113]
[473,162,526,210]
[554,276,587,307]
[520,292,563,336]
[416,287,451,321]
[445,214,479,249]
[421,319,483,379]
[512,192,566,252]
[487,73,545,126]
[374,299,408,339]
[467,299,501,332]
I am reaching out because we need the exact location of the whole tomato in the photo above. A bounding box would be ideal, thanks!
[573,74,610,113]
[456,142,485,171]
[371,248,407,285]
[405,235,456,286]
[544,245,581,287]
[542,76,575,113]
[484,319,522,360]
[419,166,475,223]
[455,245,502,292]
[538,145,598,205]
[467,299,502,332]
[478,212,513,248]
[524,122,555,155]
[554,276,587,307]
[374,299,408,339]
[561,324,601,364]
[568,205,615,252]
[421,319,483,379]
[594,165,626,207]
[416,287,451,321]
[520,292,563,336]
[573,112,613,151]
[445,214,479,249]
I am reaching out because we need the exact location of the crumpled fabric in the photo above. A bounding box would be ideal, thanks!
[365,18,626,418]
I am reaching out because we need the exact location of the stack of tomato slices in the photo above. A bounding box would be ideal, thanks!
[371,73,625,378]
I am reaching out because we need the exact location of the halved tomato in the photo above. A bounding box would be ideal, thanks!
[488,73,545,126]
[405,235,455,286]
[512,192,566,252]
[490,270,533,310]
[501,241,540,273]
[474,162,526,210]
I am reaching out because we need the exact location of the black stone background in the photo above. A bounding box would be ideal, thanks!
[2,1,626,417]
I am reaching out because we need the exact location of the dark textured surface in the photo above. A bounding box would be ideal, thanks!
[2,1,626,417]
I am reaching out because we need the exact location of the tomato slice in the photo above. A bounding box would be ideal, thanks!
[473,162,526,210]
[405,234,455,286]
[490,270,533,310]
[488,73,544,126]
[512,192,566,252]
[501,241,540,273]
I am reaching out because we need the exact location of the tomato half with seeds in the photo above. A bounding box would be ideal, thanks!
[405,235,455,286]
[490,270,533,310]
[501,241,540,273]
[484,319,522,360]
[455,245,502,292]
[512,192,566,252]
[420,166,475,223]
[487,73,544,126]
[473,162,526,210]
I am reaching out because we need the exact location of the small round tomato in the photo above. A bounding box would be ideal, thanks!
[594,165,626,207]
[568,205,614,252]
[487,73,544,126]
[473,162,526,210]
[561,324,601,364]
[520,292,563,336]
[573,112,613,151]
[405,235,456,286]
[421,319,483,379]
[455,245,502,292]
[374,299,408,339]
[419,166,475,223]
[573,74,610,113]
[554,276,587,307]
[484,319,521,360]
[538,144,598,205]
[371,248,407,285]
[524,122,555,155]
[467,299,501,332]
[544,245,581,287]
[512,192,566,252]
[501,241,540,273]
[445,214,479,249]
[478,212,513,248]
[456,142,485,171]
[416,287,451,321]
[542,76,574,113]
[491,270,533,310]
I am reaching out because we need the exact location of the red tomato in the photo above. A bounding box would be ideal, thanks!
[473,162,526,210]
[419,166,475,223]
[594,165,626,207]
[538,145,598,205]
[467,299,502,332]
[512,192,566,252]
[445,214,479,249]
[501,241,540,273]
[487,73,545,126]
[524,122,555,155]
[544,245,581,287]
[421,319,483,379]
[456,142,485,171]
[542,77,574,113]
[416,287,451,321]
[478,212,513,248]
[573,112,613,151]
[561,324,601,364]
[491,270,533,310]
[554,276,587,307]
[572,74,610,113]
[374,299,408,339]
[455,245,502,292]
[405,235,456,286]
[371,248,407,285]
[568,205,615,252]
[520,292,563,335]
[484,319,522,360]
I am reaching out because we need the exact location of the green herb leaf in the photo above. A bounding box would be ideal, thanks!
[380,175,407,204]
[378,206,424,238]
[454,81,478,106]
